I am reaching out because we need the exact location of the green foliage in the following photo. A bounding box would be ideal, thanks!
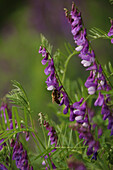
[103,62,113,79]
[6,80,30,112]
[0,107,31,145]
[40,34,53,54]
[89,27,109,41]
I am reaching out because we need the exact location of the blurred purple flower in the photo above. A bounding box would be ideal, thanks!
[94,92,104,106]
[12,141,33,170]
[0,164,8,170]
[44,120,58,147]
[108,19,113,44]
[0,103,12,123]
[67,158,86,170]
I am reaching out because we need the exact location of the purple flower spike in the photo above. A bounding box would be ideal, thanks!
[13,141,32,170]
[44,122,58,146]
[94,92,104,106]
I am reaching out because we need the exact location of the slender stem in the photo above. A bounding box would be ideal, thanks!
[81,95,91,106]
[30,132,42,153]
[33,131,46,150]
[108,72,113,78]
[41,125,47,149]
[62,51,79,84]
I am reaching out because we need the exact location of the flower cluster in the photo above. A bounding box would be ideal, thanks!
[0,102,31,169]
[39,46,70,114]
[44,120,58,146]
[39,15,101,159]
[12,140,33,170]
[65,3,110,95]
[38,1,113,163]
[69,108,101,159]
[70,98,86,123]
[38,113,57,169]
[67,157,86,170]
[65,2,113,136]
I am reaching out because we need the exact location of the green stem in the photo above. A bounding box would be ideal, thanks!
[81,94,91,106]
[62,51,79,84]
[30,132,42,153]
[33,131,46,150]
[41,125,47,149]
[41,45,74,104]
[108,72,113,78]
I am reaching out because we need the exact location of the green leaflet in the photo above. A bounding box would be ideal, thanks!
[40,34,53,54]
[14,106,21,129]
[12,106,16,130]
[24,106,28,129]
[5,108,10,129]
[6,80,30,112]
[1,110,6,130]
[89,27,109,41]
[105,62,113,79]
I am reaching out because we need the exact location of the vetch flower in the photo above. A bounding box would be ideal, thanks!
[43,120,58,147]
[94,92,104,106]
[67,157,86,170]
[60,91,69,114]
[70,98,86,123]
[101,103,110,120]
[12,141,33,170]
[39,46,71,116]
[108,19,113,44]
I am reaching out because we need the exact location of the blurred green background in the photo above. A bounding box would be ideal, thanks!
[0,0,113,124]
